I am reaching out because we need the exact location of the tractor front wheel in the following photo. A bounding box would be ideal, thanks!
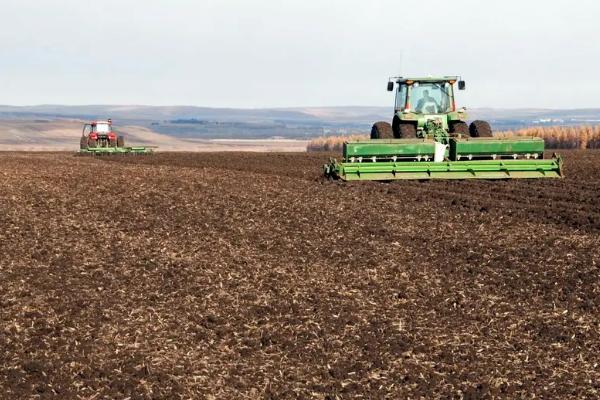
[470,120,493,137]
[398,122,417,139]
[450,121,469,137]
[371,122,393,139]
[117,136,125,147]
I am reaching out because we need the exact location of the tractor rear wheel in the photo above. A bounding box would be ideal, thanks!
[117,136,125,147]
[398,122,417,139]
[87,138,97,148]
[371,122,393,139]
[450,121,469,137]
[470,120,493,137]
[80,136,88,150]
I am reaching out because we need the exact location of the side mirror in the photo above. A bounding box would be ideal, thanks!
[458,80,466,90]
[387,81,394,92]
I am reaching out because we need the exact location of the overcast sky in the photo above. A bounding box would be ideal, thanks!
[1,0,598,108]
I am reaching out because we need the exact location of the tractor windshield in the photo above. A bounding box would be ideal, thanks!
[410,82,453,114]
[94,123,111,133]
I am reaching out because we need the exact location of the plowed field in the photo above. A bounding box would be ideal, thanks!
[1,151,599,399]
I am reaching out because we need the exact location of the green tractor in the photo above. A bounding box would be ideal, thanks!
[325,76,563,180]
[372,76,490,140]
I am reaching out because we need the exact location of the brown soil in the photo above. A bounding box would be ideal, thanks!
[1,150,599,399]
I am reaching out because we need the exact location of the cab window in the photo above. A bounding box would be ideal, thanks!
[395,84,408,110]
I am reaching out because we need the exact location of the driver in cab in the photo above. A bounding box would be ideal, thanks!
[416,90,440,114]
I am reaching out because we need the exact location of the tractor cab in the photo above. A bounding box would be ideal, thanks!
[389,77,463,114]
[83,120,114,139]
[92,121,112,136]
[383,76,470,139]
[80,119,123,149]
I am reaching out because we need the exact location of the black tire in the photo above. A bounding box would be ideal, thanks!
[80,136,88,150]
[371,122,393,139]
[398,122,417,138]
[469,120,493,137]
[88,138,97,148]
[450,121,469,137]
[117,136,125,147]
[109,139,117,147]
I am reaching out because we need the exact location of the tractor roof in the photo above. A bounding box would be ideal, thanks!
[394,76,459,83]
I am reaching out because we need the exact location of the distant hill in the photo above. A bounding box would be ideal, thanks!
[1,105,599,141]
[0,105,320,123]
[0,119,309,152]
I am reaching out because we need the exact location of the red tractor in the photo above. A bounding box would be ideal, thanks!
[79,119,125,149]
